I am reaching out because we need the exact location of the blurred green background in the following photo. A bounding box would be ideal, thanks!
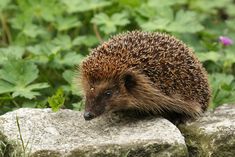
[0,0,235,115]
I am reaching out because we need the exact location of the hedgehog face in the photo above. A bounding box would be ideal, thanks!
[83,81,118,120]
[83,71,139,120]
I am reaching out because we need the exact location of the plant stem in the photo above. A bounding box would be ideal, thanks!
[0,13,12,44]
[213,88,220,106]
[93,23,103,43]
[7,94,20,108]
[16,115,26,156]
[12,100,20,108]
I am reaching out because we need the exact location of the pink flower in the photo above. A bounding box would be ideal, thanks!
[219,36,233,46]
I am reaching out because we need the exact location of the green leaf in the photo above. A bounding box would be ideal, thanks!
[10,14,30,30]
[221,83,232,91]
[27,43,59,64]
[12,89,40,99]
[91,12,130,34]
[197,51,221,62]
[54,16,81,31]
[0,80,15,94]
[53,52,85,68]
[0,60,38,85]
[12,83,49,99]
[141,18,171,31]
[226,19,235,31]
[72,35,99,47]
[92,13,109,24]
[52,35,73,50]
[62,70,75,84]
[138,8,203,33]
[136,5,173,31]
[226,4,235,17]
[61,0,112,13]
[28,42,60,56]
[135,3,157,19]
[167,10,204,33]
[118,0,141,7]
[0,46,24,64]
[209,73,235,107]
[111,13,130,26]
[60,52,85,66]
[16,0,62,22]
[209,73,234,88]
[189,0,232,14]
[0,60,49,99]
[148,0,187,8]
[22,24,47,38]
[48,88,65,112]
[26,83,50,90]
[0,0,11,11]
[62,70,82,96]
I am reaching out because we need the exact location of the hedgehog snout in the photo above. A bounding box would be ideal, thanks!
[84,111,95,120]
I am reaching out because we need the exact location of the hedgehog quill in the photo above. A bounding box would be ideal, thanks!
[79,31,211,123]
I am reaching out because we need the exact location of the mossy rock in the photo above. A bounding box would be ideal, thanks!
[179,105,235,157]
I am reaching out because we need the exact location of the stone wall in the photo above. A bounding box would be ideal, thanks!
[0,105,234,157]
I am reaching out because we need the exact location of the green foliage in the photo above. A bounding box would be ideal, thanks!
[138,7,204,33]
[91,12,130,34]
[61,0,112,13]
[48,88,65,112]
[209,73,235,107]
[0,0,235,114]
[0,59,49,99]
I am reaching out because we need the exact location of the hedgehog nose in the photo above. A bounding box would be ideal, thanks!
[84,112,95,120]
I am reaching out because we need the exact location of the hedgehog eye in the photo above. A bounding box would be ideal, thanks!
[104,90,112,98]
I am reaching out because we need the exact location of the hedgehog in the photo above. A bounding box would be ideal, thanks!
[79,31,211,123]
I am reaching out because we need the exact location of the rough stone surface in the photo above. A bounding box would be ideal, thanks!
[179,104,235,157]
[0,108,187,157]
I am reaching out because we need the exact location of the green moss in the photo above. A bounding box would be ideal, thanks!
[30,150,61,157]
[179,124,235,157]
[121,143,188,157]
[179,124,211,157]
[68,143,187,157]
[209,131,235,157]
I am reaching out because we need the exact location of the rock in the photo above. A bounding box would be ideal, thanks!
[0,108,187,157]
[179,104,235,157]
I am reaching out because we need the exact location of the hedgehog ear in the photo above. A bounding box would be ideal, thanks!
[123,71,137,91]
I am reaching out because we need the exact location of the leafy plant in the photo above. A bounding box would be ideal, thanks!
[0,0,235,114]
[0,60,49,99]
[209,73,235,108]
[61,0,112,13]
[91,12,130,34]
[48,88,65,112]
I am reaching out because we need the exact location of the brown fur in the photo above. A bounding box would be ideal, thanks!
[78,31,211,122]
